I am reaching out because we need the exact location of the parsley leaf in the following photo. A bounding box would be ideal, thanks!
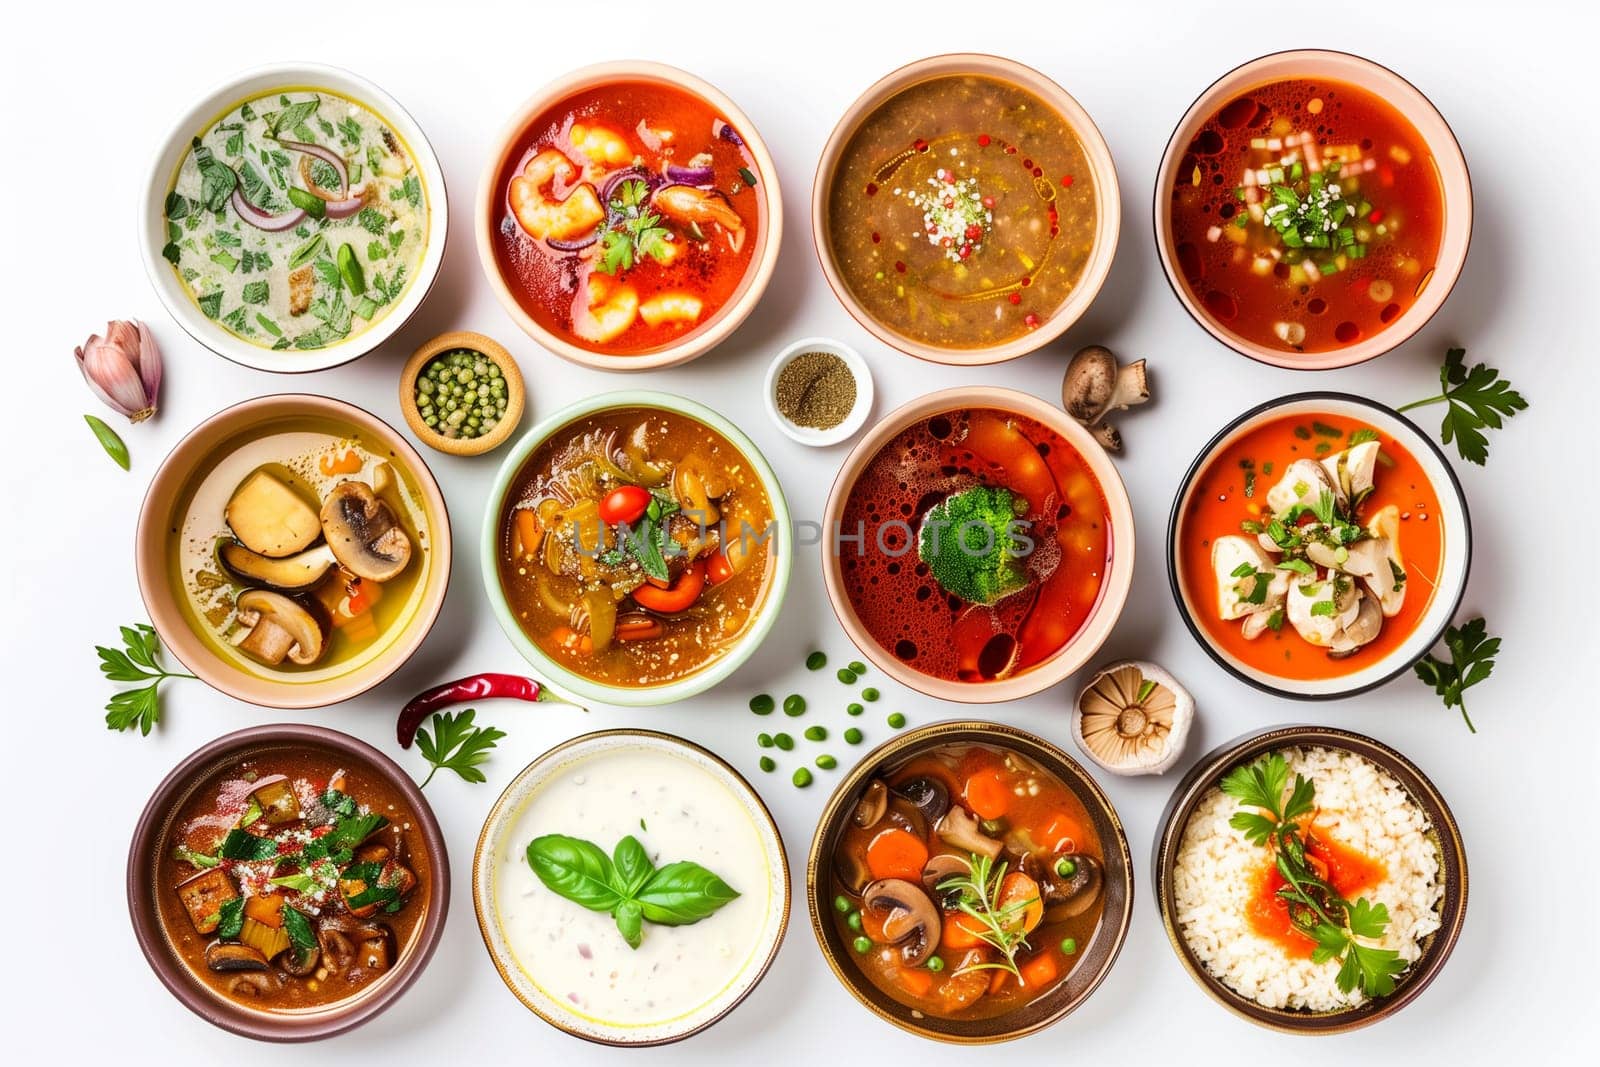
[1413,616,1499,733]
[216,897,245,939]
[219,829,278,861]
[98,623,195,736]
[593,178,673,276]
[414,709,506,787]
[1398,347,1527,465]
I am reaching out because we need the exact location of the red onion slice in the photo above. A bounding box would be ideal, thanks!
[713,119,745,147]
[664,163,715,187]
[324,184,369,219]
[230,189,308,232]
[279,139,348,199]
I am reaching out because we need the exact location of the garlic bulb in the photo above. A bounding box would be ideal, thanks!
[1072,660,1193,775]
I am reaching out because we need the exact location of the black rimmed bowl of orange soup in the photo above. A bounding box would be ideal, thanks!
[1155,50,1471,369]
[807,721,1134,1043]
[1168,393,1470,699]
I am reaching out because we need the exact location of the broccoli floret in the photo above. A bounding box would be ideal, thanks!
[917,486,1031,605]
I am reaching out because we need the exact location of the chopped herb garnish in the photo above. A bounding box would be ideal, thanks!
[1397,347,1527,465]
[1413,616,1499,733]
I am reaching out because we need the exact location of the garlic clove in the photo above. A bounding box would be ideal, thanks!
[1072,660,1194,775]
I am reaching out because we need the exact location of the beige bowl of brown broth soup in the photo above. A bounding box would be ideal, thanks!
[814,54,1120,365]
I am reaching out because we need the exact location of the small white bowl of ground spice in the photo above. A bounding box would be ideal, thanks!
[764,337,873,446]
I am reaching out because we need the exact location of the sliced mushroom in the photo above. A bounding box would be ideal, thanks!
[320,481,414,582]
[232,590,328,666]
[1042,853,1103,920]
[862,878,941,967]
[921,853,970,902]
[1285,572,1361,646]
[357,925,394,972]
[1062,345,1150,452]
[318,927,358,974]
[835,849,873,897]
[370,461,409,520]
[1073,660,1194,775]
[1266,458,1337,515]
[893,776,950,823]
[217,540,337,592]
[936,806,1002,860]
[1211,535,1284,622]
[1320,440,1380,508]
[205,942,269,973]
[228,973,273,997]
[852,780,888,829]
[276,946,320,977]
[1329,594,1384,656]
[226,469,322,558]
[1347,505,1407,617]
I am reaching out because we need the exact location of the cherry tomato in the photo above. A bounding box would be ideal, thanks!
[705,550,735,586]
[598,485,651,525]
[631,561,706,613]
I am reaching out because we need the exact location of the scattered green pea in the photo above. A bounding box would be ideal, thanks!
[774,733,795,751]
[816,754,838,770]
[852,936,872,954]
[845,909,862,931]
[836,668,857,684]
[887,712,907,729]
[806,651,827,670]
[849,661,867,675]
[1054,857,1078,878]
[804,725,828,741]
[792,767,814,788]
[833,895,852,913]
[759,756,776,772]
[926,955,945,972]
[750,694,775,715]
[783,694,806,717]
[757,733,775,748]
[1061,938,1078,955]
[847,703,864,716]
[861,687,880,702]
[844,727,863,745]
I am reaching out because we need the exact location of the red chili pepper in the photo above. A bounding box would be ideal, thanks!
[396,673,573,748]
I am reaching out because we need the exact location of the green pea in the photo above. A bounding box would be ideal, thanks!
[844,727,863,745]
[804,726,827,741]
[774,733,794,751]
[1054,857,1077,878]
[749,694,775,715]
[792,767,813,788]
[861,687,880,702]
[887,712,907,729]
[926,955,945,972]
[759,756,776,772]
[783,694,806,717]
[847,703,864,716]
[849,661,867,675]
[757,733,774,748]
[846,910,862,931]
[833,895,851,914]
[836,668,857,684]
[806,651,827,670]
[852,936,872,954]
[816,754,838,770]
[1061,938,1077,955]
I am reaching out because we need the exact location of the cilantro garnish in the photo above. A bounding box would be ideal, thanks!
[596,178,673,275]
[1413,616,1499,733]
[1398,347,1527,465]
[98,623,196,736]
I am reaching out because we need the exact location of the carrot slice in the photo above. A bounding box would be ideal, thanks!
[942,910,986,951]
[989,968,1010,995]
[1020,950,1059,989]
[898,966,935,997]
[998,872,1043,934]
[513,508,543,559]
[244,891,286,928]
[964,770,1011,820]
[866,828,929,882]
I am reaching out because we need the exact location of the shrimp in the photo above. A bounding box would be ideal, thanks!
[653,185,745,251]
[509,149,605,242]
[639,292,704,327]
[569,123,632,171]
[572,273,639,344]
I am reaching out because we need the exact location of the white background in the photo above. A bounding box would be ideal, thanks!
[5,0,1595,1061]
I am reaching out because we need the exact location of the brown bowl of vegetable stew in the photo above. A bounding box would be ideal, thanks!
[806,721,1133,1043]
[127,724,449,1041]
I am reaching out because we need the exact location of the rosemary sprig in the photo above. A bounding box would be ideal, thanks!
[936,852,1038,979]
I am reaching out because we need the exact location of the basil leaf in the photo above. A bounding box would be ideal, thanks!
[270,96,320,137]
[614,900,644,950]
[219,828,278,861]
[216,897,245,939]
[192,143,238,213]
[635,861,740,926]
[281,904,318,958]
[612,836,655,898]
[287,233,326,270]
[317,812,387,855]
[526,834,622,913]
[84,415,129,470]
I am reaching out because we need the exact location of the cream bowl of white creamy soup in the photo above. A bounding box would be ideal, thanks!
[473,730,790,1046]
[139,63,447,373]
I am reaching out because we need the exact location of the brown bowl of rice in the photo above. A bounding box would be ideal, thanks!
[1153,725,1467,1034]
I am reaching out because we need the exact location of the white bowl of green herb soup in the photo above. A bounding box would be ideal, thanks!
[473,730,790,1046]
[141,64,446,372]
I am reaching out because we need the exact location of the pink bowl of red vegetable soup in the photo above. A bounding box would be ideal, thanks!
[1155,50,1471,369]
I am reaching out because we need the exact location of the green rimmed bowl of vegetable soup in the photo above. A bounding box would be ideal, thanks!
[140,64,447,372]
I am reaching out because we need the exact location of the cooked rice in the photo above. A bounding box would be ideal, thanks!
[1173,746,1443,1012]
